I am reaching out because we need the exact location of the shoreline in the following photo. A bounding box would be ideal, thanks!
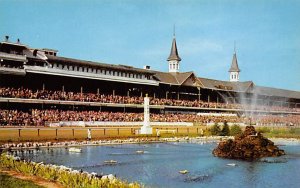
[1,136,227,151]
[2,135,299,151]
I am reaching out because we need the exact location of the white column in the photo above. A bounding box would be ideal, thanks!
[140,95,152,134]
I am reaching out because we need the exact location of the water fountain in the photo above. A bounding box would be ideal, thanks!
[213,125,285,160]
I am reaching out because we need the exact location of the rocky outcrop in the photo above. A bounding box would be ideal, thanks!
[212,126,285,160]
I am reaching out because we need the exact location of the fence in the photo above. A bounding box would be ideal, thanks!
[0,126,205,142]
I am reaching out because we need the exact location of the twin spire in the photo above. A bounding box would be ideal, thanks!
[166,27,240,80]
[167,25,181,73]
[229,53,240,73]
[167,37,181,62]
[229,42,241,82]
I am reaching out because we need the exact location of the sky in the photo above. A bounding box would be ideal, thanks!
[0,0,299,91]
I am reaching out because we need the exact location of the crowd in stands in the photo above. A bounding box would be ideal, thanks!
[1,87,299,112]
[252,115,300,126]
[0,109,244,126]
[1,109,299,127]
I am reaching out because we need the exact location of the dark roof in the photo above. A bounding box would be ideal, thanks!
[229,53,240,72]
[42,48,58,52]
[167,38,181,61]
[154,72,178,84]
[198,77,253,92]
[251,86,300,99]
[153,71,201,87]
[46,55,155,74]
[0,41,27,48]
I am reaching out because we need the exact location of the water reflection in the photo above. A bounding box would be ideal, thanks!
[15,143,300,188]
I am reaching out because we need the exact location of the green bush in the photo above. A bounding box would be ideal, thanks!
[220,122,230,136]
[230,124,242,136]
[210,123,221,136]
[257,127,271,133]
[289,128,300,134]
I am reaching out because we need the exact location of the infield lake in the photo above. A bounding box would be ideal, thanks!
[15,141,300,188]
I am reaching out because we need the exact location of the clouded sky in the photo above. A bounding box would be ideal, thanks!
[1,0,299,90]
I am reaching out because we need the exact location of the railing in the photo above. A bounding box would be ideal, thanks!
[23,65,159,86]
[0,67,26,75]
[0,52,27,62]
[47,121,193,127]
[1,97,299,115]
[156,129,176,136]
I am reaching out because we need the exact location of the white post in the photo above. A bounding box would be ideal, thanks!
[140,94,152,134]
[87,128,92,140]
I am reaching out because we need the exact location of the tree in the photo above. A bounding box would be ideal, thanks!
[210,123,221,136]
[230,124,242,136]
[220,121,230,136]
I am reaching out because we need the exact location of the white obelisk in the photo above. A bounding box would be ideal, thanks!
[140,94,152,134]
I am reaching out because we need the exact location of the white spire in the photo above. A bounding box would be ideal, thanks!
[229,42,240,82]
[167,26,181,73]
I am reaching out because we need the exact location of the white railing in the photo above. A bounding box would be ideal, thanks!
[47,121,193,127]
[0,52,27,62]
[23,65,159,86]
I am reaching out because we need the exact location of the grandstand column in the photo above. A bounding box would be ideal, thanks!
[62,85,64,92]
[97,88,99,95]
[177,92,180,100]
[127,90,130,97]
[42,83,45,91]
[80,86,83,94]
[208,95,210,103]
[113,90,115,97]
[166,91,169,99]
[198,87,201,101]
[141,94,152,134]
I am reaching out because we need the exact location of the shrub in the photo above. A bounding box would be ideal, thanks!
[220,122,230,136]
[230,124,242,136]
[257,127,271,133]
[210,123,221,136]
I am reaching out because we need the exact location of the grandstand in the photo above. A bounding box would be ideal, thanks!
[0,35,300,127]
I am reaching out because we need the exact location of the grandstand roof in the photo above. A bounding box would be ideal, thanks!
[251,86,300,99]
[46,55,155,74]
[198,77,253,92]
[1,39,300,100]
[153,71,201,86]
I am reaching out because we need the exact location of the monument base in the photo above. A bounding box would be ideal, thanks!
[140,126,153,135]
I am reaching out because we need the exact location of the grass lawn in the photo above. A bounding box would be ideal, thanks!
[0,172,44,188]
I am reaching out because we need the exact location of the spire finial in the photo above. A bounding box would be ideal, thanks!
[173,24,176,38]
[234,41,236,54]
